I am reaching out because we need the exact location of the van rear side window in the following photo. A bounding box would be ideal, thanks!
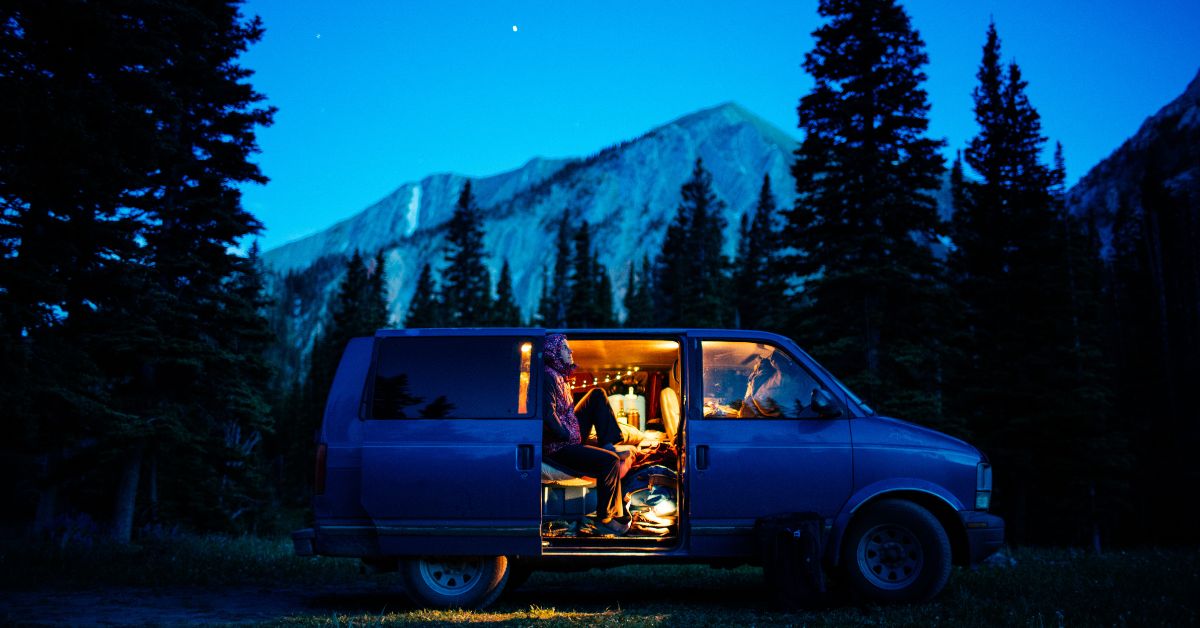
[370,336,535,419]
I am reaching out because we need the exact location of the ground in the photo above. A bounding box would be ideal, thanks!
[1,538,1197,626]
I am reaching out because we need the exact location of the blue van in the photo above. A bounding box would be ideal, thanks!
[292,328,1003,608]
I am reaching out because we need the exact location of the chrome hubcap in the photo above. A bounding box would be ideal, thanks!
[857,523,923,590]
[417,557,485,596]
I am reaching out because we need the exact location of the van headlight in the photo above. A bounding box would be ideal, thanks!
[975,462,992,511]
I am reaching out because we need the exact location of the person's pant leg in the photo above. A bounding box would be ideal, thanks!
[574,387,622,446]
[546,444,623,521]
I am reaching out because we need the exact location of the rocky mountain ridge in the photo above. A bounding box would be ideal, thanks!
[264,102,801,340]
[1066,68,1200,254]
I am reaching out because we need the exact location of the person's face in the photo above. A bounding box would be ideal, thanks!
[558,342,573,365]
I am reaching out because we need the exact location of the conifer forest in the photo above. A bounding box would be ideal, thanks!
[2,0,1198,560]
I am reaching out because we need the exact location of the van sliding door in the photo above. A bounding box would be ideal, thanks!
[360,332,543,556]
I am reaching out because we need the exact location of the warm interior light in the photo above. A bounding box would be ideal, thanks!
[517,342,532,413]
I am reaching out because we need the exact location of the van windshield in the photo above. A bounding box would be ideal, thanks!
[815,362,873,415]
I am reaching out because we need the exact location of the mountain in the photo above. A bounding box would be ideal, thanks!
[262,102,802,363]
[1066,69,1200,254]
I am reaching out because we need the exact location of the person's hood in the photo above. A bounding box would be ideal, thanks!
[544,333,576,376]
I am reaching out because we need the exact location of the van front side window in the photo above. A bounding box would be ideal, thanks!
[700,341,825,419]
[371,336,535,419]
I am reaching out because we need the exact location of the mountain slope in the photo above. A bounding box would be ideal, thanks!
[264,155,573,274]
[263,103,801,352]
[1066,68,1200,253]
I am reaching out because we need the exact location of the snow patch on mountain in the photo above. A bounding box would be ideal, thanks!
[405,185,421,237]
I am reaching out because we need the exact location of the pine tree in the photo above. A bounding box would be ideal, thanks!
[735,211,753,319]
[733,174,787,331]
[782,0,948,422]
[550,214,573,327]
[0,0,278,539]
[207,241,276,531]
[567,221,598,327]
[623,263,640,327]
[948,22,1119,544]
[534,266,552,327]
[656,158,732,327]
[638,256,657,326]
[1109,161,1198,543]
[404,263,443,327]
[1054,144,1124,550]
[491,260,522,326]
[368,251,391,330]
[656,196,690,326]
[441,181,492,326]
[0,0,157,538]
[593,253,616,327]
[309,253,366,411]
[624,256,656,327]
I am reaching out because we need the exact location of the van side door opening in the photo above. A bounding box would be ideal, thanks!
[539,335,686,550]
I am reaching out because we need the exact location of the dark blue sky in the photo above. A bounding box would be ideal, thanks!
[238,0,1200,250]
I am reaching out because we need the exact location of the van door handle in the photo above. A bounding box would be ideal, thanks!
[516,444,535,470]
[695,445,709,470]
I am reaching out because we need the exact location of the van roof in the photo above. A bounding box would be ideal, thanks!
[372,328,793,343]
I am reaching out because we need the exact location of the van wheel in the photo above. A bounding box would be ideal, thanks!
[401,556,509,609]
[840,500,951,604]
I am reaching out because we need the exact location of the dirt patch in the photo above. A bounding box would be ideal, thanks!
[0,583,413,626]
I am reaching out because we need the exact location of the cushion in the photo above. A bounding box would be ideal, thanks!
[542,461,595,487]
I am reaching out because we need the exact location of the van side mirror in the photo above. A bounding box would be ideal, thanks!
[811,389,841,418]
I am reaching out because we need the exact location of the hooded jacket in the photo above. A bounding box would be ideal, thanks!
[542,334,581,454]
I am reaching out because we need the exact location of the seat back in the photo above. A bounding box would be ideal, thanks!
[660,358,681,442]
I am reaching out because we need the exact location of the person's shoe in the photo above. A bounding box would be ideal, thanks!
[598,517,631,536]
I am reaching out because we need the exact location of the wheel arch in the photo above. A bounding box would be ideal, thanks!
[830,487,967,568]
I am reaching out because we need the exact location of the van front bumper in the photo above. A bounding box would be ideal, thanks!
[960,511,1004,564]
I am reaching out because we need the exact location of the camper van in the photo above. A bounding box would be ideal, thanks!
[292,328,1003,608]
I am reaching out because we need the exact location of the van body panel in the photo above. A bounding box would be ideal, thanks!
[314,338,373,522]
[850,416,981,509]
[314,445,369,521]
[686,418,854,556]
[360,418,542,556]
[321,337,373,442]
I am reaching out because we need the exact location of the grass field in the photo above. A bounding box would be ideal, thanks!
[2,535,1198,626]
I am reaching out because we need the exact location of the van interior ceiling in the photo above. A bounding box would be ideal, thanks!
[541,338,683,548]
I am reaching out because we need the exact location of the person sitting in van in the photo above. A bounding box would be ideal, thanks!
[542,334,631,536]
[738,352,800,418]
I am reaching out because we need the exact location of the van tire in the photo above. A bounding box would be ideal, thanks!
[840,499,951,604]
[401,555,509,609]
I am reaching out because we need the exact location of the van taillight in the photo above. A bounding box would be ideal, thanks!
[315,443,327,495]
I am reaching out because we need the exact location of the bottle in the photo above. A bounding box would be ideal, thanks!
[626,386,640,429]
[616,398,627,423]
